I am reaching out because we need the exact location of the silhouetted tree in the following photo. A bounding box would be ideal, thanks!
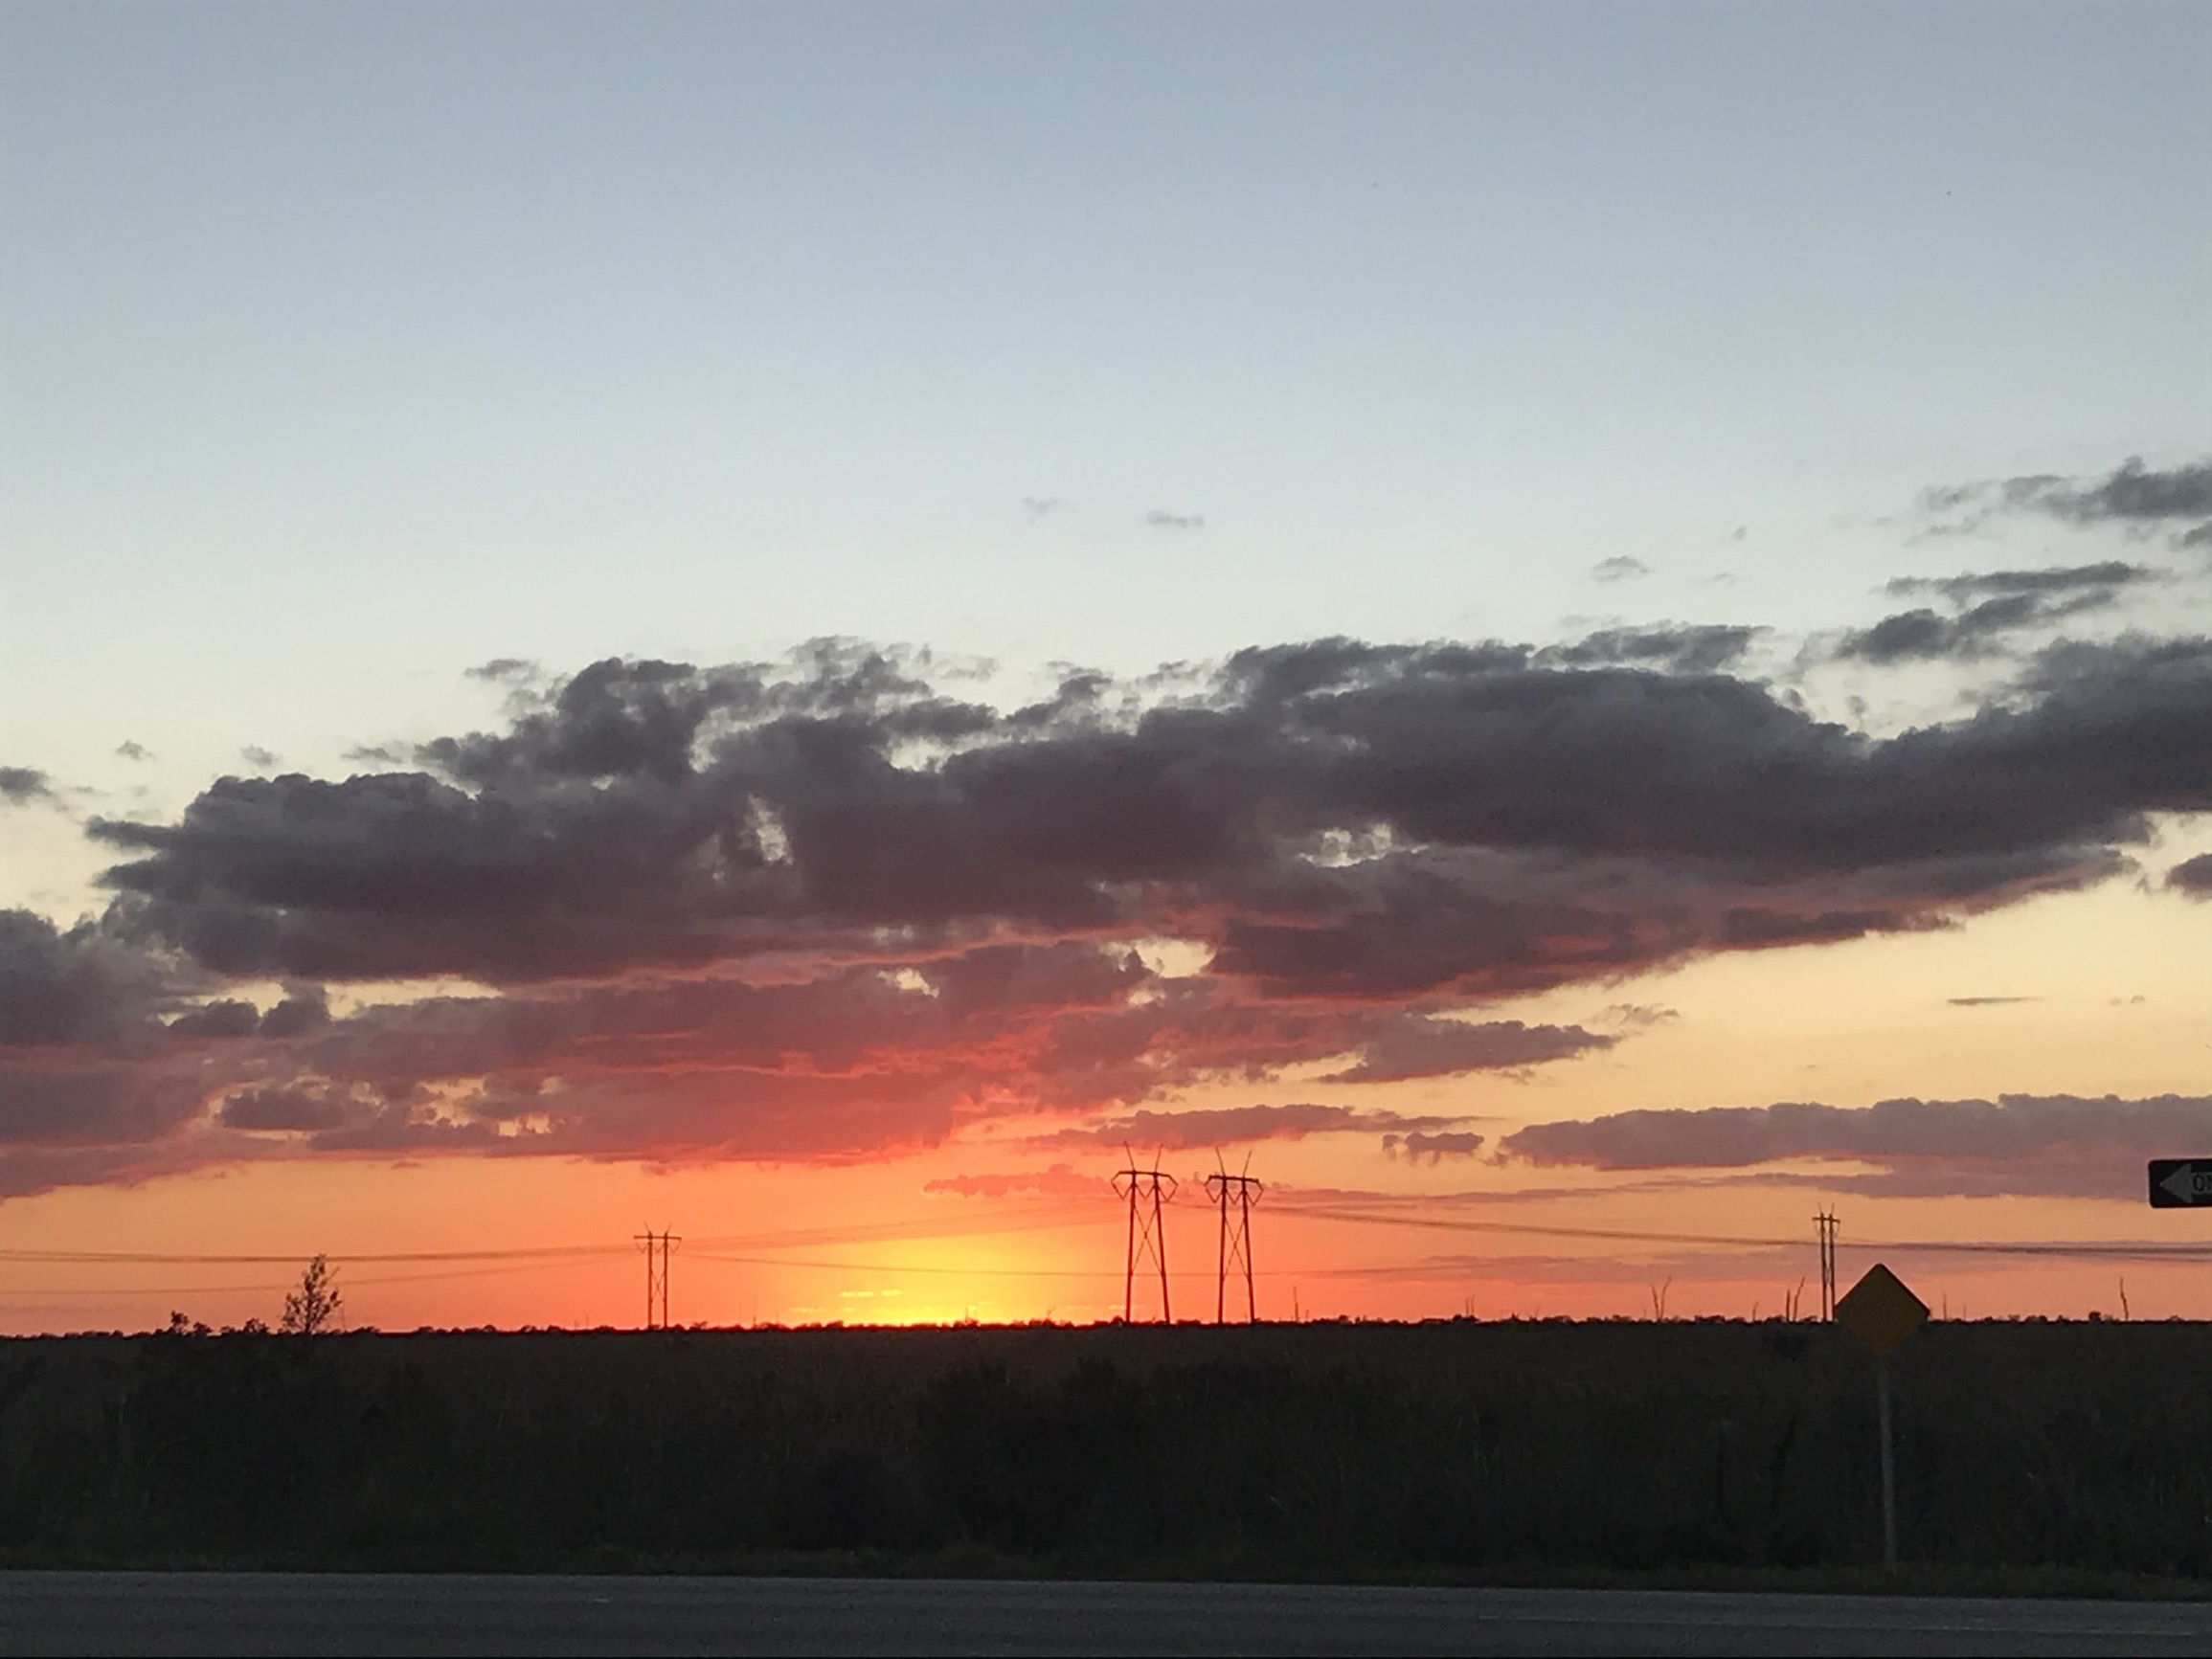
[281,1255,342,1334]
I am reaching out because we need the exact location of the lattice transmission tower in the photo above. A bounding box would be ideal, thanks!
[1206,1156,1263,1324]
[635,1229,681,1329]
[1114,1153,1176,1323]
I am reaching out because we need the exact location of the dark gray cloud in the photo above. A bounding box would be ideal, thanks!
[115,742,151,763]
[219,1080,353,1132]
[1837,562,2156,663]
[167,988,329,1041]
[466,658,539,684]
[1890,562,2154,607]
[1946,996,2037,1007]
[2043,458,2212,527]
[1320,1017,1612,1084]
[167,999,262,1040]
[1920,456,2211,548]
[0,768,55,806]
[0,909,193,1048]
[82,635,2211,997]
[1537,625,1761,674]
[1500,1092,2212,1199]
[1591,556,1650,583]
[2166,852,2212,898]
[0,1060,215,1150]
[258,987,330,1037]
[1836,608,1967,663]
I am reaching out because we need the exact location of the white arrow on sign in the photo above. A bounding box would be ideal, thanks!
[2162,1164,2200,1204]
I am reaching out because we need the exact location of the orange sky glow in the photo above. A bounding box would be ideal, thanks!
[5,838,2203,1336]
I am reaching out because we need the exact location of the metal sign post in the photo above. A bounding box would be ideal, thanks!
[1876,1360,1897,1572]
[1834,1262,1929,1574]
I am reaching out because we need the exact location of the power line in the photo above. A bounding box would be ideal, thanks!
[1275,1202,2212,1261]
[0,1244,628,1267]
[0,1204,1100,1271]
[1816,1210,1840,1321]
[11,1199,2212,1320]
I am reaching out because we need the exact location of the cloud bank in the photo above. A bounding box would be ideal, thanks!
[2,589,2206,1197]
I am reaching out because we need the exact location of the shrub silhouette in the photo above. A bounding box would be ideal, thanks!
[280,1257,342,1336]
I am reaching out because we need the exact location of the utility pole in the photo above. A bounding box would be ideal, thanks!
[1113,1154,1176,1323]
[1205,1158,1262,1324]
[635,1229,680,1329]
[1815,1211,1839,1321]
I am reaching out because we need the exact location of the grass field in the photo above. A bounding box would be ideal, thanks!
[2,1319,2205,1583]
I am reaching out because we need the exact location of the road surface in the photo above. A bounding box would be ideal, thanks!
[2,1572,2206,1655]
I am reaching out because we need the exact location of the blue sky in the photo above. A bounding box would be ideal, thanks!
[6,5,2205,760]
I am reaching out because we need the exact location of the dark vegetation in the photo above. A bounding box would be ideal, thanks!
[1,1320,2206,1582]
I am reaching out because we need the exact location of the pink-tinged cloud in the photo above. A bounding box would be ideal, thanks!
[1383,1131,1486,1162]
[1028,1102,1480,1153]
[923,1163,1105,1199]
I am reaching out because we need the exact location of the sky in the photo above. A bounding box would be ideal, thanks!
[1,1,2208,1334]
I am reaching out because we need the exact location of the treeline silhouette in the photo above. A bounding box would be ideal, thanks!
[0,1320,2204,1578]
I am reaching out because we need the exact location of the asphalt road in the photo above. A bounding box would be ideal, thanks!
[2,1572,2207,1656]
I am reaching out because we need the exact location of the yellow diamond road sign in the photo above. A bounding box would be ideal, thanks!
[1835,1263,1929,1357]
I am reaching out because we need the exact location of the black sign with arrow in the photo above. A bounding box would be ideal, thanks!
[2148,1160,2212,1208]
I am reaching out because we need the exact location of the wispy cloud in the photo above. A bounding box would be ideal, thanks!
[1835,561,2158,664]
[924,1162,1101,1199]
[1537,624,1761,675]
[0,768,56,808]
[1026,1102,1480,1153]
[1500,1093,2212,1199]
[1918,455,2211,549]
[1383,1130,1485,1162]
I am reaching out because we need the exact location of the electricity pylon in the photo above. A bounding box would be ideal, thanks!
[635,1229,680,1329]
[1205,1155,1262,1324]
[1114,1152,1176,1323]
